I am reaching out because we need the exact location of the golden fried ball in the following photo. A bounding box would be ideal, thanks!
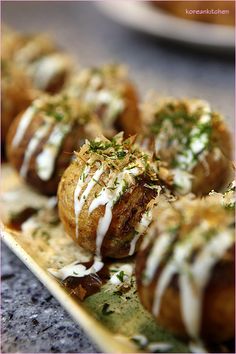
[58,134,170,258]
[6,94,102,195]
[136,194,235,343]
[1,59,34,146]
[66,64,141,137]
[2,26,74,94]
[140,97,232,195]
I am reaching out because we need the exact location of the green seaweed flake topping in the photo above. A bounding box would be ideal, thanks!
[149,100,213,171]
[33,94,90,125]
[102,303,114,315]
[87,134,155,178]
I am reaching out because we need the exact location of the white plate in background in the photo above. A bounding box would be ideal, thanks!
[96,1,234,52]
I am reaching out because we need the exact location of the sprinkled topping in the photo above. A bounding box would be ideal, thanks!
[73,133,165,257]
[75,133,159,181]
[27,94,91,125]
[66,64,128,128]
[147,98,213,170]
[27,53,72,91]
[142,195,234,340]
[11,93,96,181]
[141,97,224,193]
[109,264,133,286]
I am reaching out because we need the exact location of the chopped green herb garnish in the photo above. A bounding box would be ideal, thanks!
[113,290,123,296]
[148,100,213,172]
[102,303,114,315]
[116,270,125,282]
[49,218,60,226]
[117,150,126,159]
[54,112,64,121]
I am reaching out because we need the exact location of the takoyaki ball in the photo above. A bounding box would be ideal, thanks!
[136,195,235,343]
[66,64,141,137]
[58,134,171,259]
[140,97,232,195]
[1,60,34,146]
[13,34,73,94]
[6,94,102,195]
[2,28,74,94]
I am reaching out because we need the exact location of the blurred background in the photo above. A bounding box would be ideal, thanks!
[2,1,235,125]
[1,1,235,353]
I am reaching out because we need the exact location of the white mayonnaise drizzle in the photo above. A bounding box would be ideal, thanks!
[172,169,193,195]
[129,208,153,256]
[131,334,172,352]
[212,147,223,161]
[74,165,104,239]
[46,196,58,209]
[12,106,36,147]
[69,158,145,279]
[36,123,71,181]
[179,230,233,339]
[20,121,52,178]
[190,132,209,155]
[154,119,176,155]
[154,99,212,192]
[84,89,124,128]
[48,257,104,280]
[189,340,208,353]
[88,166,142,257]
[147,342,173,353]
[174,102,211,174]
[109,264,133,285]
[152,261,177,316]
[143,232,175,286]
[69,73,125,129]
[21,217,40,235]
[73,164,91,239]
[151,229,233,339]
[131,334,148,348]
[30,54,69,90]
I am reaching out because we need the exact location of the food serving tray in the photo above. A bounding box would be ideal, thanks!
[0,164,233,353]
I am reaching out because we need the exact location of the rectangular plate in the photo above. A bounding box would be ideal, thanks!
[0,164,227,353]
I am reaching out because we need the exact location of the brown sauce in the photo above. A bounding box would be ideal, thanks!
[7,207,38,231]
[62,261,110,301]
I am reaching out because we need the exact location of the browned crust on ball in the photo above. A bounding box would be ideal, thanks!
[136,242,235,343]
[115,82,141,137]
[191,117,232,195]
[1,69,33,145]
[140,110,232,196]
[58,160,156,258]
[6,112,87,195]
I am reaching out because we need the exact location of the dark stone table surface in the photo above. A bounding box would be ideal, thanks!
[1,1,234,353]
